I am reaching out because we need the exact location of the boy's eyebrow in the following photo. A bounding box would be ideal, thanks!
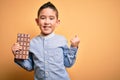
[40,15,46,17]
[40,15,55,18]
[49,15,55,18]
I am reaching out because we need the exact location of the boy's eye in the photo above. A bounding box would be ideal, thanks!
[39,16,55,20]
[40,17,45,19]
[40,16,46,19]
[49,17,55,20]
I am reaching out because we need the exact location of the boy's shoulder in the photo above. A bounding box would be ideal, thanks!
[31,35,40,40]
[54,34,65,38]
[54,34,67,40]
[30,35,41,43]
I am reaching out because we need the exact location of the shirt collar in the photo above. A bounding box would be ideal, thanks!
[40,32,55,40]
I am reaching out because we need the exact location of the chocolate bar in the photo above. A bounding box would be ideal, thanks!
[15,33,30,59]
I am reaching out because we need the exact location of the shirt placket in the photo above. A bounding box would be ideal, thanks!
[43,38,49,79]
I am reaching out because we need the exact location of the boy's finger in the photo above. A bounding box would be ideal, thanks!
[74,35,78,38]
[14,43,20,46]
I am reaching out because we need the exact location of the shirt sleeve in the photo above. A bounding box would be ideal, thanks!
[63,44,78,68]
[14,52,34,71]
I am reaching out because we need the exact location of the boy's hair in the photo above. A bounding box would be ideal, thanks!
[37,2,59,19]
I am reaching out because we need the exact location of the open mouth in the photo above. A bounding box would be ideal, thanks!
[42,26,51,30]
[43,26,51,28]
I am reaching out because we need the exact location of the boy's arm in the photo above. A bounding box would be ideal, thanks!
[14,52,34,71]
[12,43,34,71]
[63,35,80,67]
[63,46,78,67]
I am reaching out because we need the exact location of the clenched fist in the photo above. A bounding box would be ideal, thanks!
[70,35,80,48]
[11,43,22,55]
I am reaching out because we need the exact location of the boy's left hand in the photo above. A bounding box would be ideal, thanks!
[70,35,80,48]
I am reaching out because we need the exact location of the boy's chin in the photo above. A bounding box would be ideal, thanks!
[41,32,51,36]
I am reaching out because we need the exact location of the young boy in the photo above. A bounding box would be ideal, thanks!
[12,2,80,80]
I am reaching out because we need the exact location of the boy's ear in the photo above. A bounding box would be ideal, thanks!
[56,19,60,26]
[35,18,39,25]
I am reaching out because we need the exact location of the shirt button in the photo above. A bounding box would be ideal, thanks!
[45,71,48,74]
[45,71,49,77]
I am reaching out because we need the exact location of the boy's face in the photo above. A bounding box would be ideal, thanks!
[36,8,60,36]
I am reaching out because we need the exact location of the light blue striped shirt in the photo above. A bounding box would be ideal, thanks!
[15,33,78,80]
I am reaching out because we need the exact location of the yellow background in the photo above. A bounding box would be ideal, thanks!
[0,0,120,80]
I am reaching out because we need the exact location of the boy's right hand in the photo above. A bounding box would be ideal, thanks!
[11,43,22,56]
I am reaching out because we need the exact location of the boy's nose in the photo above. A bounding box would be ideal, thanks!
[44,19,50,24]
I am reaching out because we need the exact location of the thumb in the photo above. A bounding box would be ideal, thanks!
[74,35,78,38]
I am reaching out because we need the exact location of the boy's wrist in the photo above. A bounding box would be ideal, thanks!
[70,45,78,48]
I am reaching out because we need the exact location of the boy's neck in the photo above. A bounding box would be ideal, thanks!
[40,32,55,39]
[40,32,54,37]
[40,32,55,40]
